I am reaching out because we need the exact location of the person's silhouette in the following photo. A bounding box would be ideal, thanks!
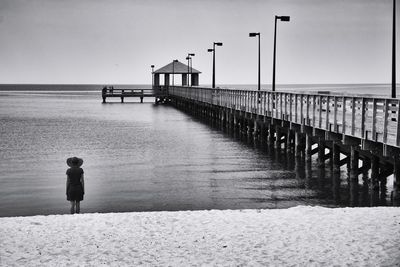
[66,157,85,214]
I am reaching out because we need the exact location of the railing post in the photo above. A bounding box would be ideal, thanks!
[294,94,298,123]
[383,99,389,144]
[351,97,356,136]
[318,95,322,129]
[312,95,316,127]
[300,94,304,125]
[397,100,400,146]
[372,99,377,141]
[306,95,310,125]
[361,98,366,139]
[284,93,288,120]
[325,96,330,131]
[333,96,337,132]
[289,94,293,122]
[342,97,346,134]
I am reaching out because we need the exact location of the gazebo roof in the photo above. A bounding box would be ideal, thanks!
[154,61,201,74]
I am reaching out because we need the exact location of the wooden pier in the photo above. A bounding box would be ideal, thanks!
[167,86,400,206]
[102,87,168,103]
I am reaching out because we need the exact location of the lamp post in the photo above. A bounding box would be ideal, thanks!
[392,0,396,98]
[151,65,155,89]
[186,56,190,86]
[272,15,290,92]
[188,53,195,86]
[186,53,195,86]
[249,32,261,92]
[208,42,223,88]
[172,59,178,87]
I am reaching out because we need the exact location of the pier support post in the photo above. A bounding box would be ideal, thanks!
[260,123,267,143]
[253,120,258,140]
[245,119,251,137]
[360,158,371,206]
[332,143,341,203]
[121,97,124,103]
[393,157,400,206]
[274,125,281,149]
[318,138,325,167]
[305,134,312,162]
[349,146,359,206]
[268,124,275,145]
[286,128,292,152]
[370,155,380,206]
[305,156,312,189]
[295,132,303,158]
[233,112,238,130]
[295,152,305,181]
[102,97,106,103]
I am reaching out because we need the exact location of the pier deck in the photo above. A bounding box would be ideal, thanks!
[102,88,167,103]
[169,86,400,149]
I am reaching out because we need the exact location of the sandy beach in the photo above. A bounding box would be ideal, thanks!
[1,206,400,266]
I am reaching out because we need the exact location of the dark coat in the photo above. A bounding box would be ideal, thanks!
[66,167,84,201]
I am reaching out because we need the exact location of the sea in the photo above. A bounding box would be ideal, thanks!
[0,84,398,217]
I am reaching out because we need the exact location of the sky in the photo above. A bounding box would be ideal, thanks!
[0,0,397,85]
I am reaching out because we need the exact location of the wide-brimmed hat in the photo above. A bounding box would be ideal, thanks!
[67,157,83,167]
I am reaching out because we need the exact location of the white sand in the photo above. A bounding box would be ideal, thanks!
[1,206,400,266]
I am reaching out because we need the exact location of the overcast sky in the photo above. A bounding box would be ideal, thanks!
[0,0,397,85]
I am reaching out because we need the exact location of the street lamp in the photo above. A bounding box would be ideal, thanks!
[151,65,155,89]
[186,53,195,86]
[272,15,290,92]
[172,59,178,87]
[188,53,195,87]
[208,42,223,88]
[249,32,261,92]
[392,0,396,98]
[186,56,190,86]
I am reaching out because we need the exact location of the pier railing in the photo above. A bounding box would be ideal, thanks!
[102,88,165,97]
[101,87,168,103]
[169,86,400,148]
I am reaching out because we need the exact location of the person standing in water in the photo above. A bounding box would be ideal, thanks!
[66,157,85,214]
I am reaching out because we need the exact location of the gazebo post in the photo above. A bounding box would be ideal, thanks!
[182,74,188,86]
[154,73,160,88]
[192,73,199,86]
[164,74,170,89]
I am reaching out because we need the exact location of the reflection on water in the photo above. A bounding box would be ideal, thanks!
[0,92,392,217]
[209,116,393,209]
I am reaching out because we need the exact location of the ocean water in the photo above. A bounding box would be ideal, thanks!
[0,84,395,217]
[1,83,398,96]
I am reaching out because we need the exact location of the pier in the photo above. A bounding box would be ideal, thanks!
[102,87,168,103]
[166,86,400,206]
[100,60,400,206]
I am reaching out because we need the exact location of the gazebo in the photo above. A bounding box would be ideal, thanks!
[153,60,201,88]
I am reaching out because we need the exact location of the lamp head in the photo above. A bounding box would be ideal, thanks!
[186,56,190,60]
[151,65,154,68]
[188,53,195,56]
[278,16,290,21]
[249,32,259,37]
[214,42,223,46]
[173,59,178,62]
[207,49,214,52]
